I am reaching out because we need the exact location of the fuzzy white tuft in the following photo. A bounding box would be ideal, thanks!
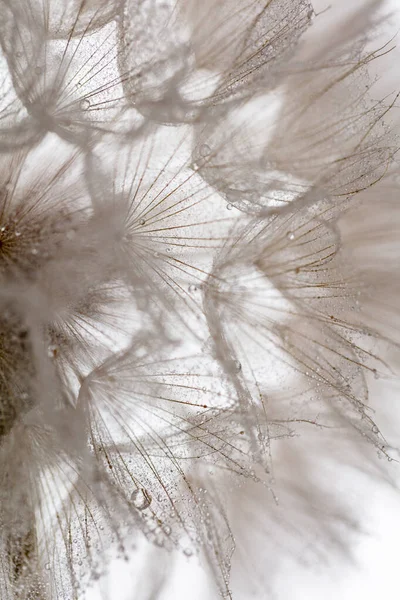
[0,1,399,599]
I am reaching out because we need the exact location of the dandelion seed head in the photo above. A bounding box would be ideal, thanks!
[0,0,398,599]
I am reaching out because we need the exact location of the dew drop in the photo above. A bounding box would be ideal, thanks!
[287,231,295,241]
[80,98,91,110]
[199,144,211,157]
[372,425,379,434]
[139,218,146,226]
[131,488,152,511]
[45,563,50,571]
[183,548,193,557]
[226,203,233,210]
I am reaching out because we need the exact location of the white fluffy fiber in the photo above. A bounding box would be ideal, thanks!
[0,1,399,599]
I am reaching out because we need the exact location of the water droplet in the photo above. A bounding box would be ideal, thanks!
[131,488,152,510]
[80,98,91,110]
[183,548,193,557]
[191,162,199,171]
[287,231,295,241]
[45,563,50,571]
[372,425,379,434]
[189,284,198,292]
[234,360,242,373]
[372,369,379,380]
[139,218,146,226]
[15,231,21,237]
[199,144,211,157]
[226,203,233,210]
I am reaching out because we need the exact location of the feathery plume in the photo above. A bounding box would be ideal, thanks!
[0,1,399,599]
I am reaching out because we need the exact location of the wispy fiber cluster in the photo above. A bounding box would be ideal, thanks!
[0,1,399,599]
